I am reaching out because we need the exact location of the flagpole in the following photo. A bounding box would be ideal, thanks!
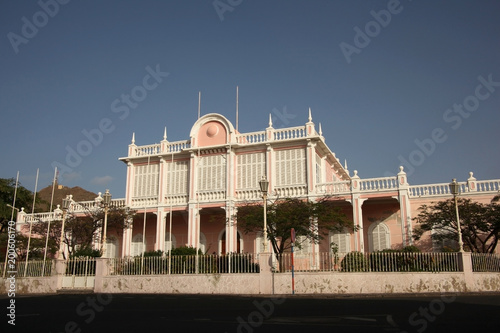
[42,167,57,276]
[2,171,19,278]
[198,91,201,119]
[236,85,239,132]
[24,168,39,277]
[10,171,19,221]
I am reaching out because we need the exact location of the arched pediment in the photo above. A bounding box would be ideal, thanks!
[189,113,236,147]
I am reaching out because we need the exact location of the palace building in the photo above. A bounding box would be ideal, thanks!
[17,111,500,257]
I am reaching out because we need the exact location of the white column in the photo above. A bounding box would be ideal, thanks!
[122,217,133,257]
[155,210,166,252]
[187,204,199,248]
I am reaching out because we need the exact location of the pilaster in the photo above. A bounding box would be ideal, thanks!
[189,151,198,202]
[350,170,366,252]
[125,161,134,207]
[306,140,317,194]
[397,166,412,246]
[266,144,274,193]
[226,146,235,201]
[158,157,166,204]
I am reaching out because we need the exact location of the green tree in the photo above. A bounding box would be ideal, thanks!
[236,196,354,256]
[412,197,500,253]
[0,178,35,234]
[29,206,134,259]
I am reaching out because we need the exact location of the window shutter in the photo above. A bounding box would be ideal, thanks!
[105,239,117,258]
[276,149,305,186]
[371,223,389,251]
[131,234,145,256]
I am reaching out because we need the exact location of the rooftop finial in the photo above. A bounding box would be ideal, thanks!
[163,127,167,141]
[131,132,135,144]
[344,159,348,170]
[269,113,273,127]
[308,107,312,122]
[319,122,323,136]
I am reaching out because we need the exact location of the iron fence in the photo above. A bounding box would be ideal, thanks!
[275,252,462,273]
[471,253,500,272]
[108,253,260,276]
[3,259,55,277]
[64,257,97,276]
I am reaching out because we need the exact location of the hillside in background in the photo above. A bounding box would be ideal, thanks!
[36,183,98,211]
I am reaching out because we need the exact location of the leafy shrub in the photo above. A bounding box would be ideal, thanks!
[216,253,260,273]
[143,250,164,257]
[341,251,368,272]
[71,247,101,258]
[401,245,421,253]
[169,246,203,256]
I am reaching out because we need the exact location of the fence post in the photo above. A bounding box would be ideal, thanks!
[458,252,474,291]
[55,260,66,290]
[94,258,108,293]
[259,253,274,295]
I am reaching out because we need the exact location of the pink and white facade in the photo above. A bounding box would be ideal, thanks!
[113,111,500,257]
[17,111,500,257]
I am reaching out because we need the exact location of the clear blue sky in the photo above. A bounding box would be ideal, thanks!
[1,0,499,198]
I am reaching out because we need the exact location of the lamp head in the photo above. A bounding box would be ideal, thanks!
[62,195,72,210]
[103,189,112,206]
[449,178,460,196]
[259,176,269,195]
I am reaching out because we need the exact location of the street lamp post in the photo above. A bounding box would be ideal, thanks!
[59,195,72,259]
[259,176,269,252]
[101,189,112,257]
[449,179,464,252]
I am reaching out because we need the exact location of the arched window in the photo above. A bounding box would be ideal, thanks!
[369,222,390,252]
[131,233,146,257]
[164,232,177,253]
[329,229,351,253]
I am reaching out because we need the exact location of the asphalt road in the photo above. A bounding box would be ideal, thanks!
[3,292,500,333]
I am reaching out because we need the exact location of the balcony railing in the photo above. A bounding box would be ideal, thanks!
[409,179,500,198]
[359,177,398,192]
